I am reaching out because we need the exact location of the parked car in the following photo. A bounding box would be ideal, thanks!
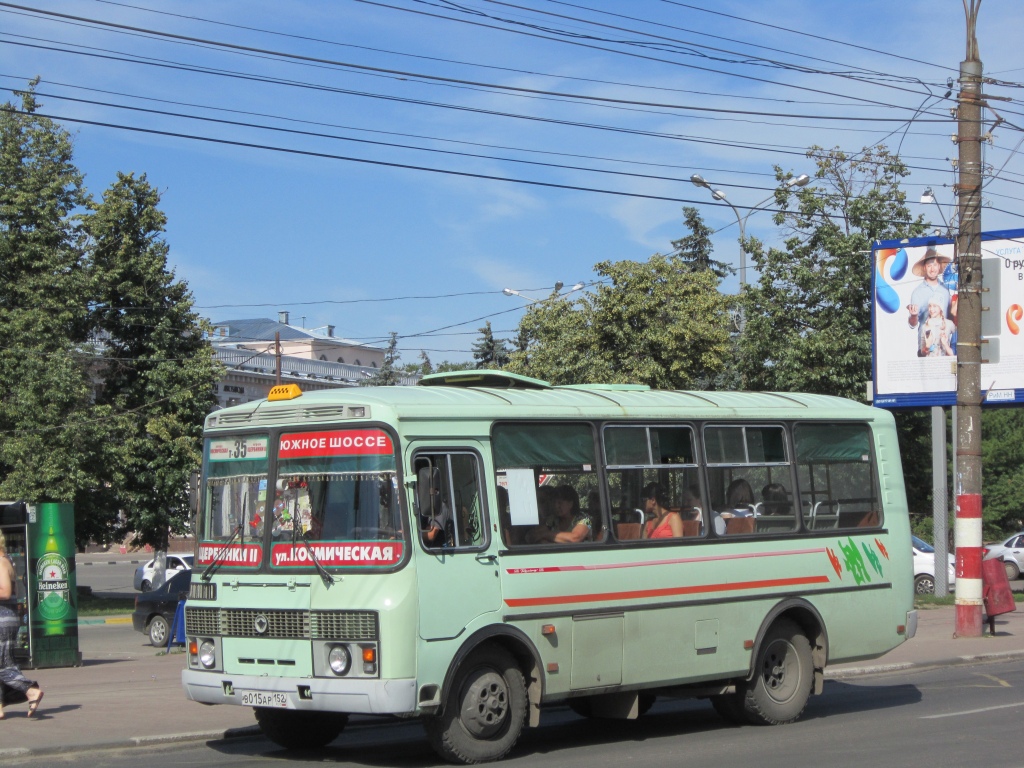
[983,532,1024,580]
[912,535,956,594]
[133,554,193,592]
[132,569,190,646]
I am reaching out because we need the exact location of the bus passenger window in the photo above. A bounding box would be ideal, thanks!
[794,424,879,531]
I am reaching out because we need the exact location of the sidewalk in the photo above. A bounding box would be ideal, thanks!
[1,605,1022,758]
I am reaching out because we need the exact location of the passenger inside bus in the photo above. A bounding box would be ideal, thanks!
[418,467,453,547]
[713,478,756,534]
[761,483,791,516]
[526,485,593,543]
[642,482,683,539]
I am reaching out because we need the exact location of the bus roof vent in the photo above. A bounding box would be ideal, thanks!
[418,370,551,389]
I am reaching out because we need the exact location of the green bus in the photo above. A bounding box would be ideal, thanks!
[182,371,916,763]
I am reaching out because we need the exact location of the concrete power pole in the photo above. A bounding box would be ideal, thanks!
[954,1,984,638]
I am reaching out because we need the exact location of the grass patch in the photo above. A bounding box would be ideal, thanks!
[78,594,135,616]
[914,591,1024,610]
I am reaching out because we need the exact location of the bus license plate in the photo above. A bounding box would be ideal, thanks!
[241,691,288,708]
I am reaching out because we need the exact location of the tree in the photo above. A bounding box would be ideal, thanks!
[738,145,932,521]
[739,145,927,398]
[0,82,107,516]
[362,332,401,385]
[671,206,734,278]
[85,172,221,547]
[508,253,733,388]
[472,321,510,369]
[0,82,221,548]
[401,350,433,376]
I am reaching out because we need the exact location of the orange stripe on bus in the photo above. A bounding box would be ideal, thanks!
[503,575,831,607]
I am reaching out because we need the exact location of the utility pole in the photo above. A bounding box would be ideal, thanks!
[275,331,282,386]
[954,1,984,638]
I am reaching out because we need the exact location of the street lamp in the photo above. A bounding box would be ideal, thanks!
[690,173,811,288]
[502,282,585,304]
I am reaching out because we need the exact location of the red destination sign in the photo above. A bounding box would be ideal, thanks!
[278,429,393,459]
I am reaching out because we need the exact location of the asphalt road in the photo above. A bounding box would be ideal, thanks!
[9,645,1024,768]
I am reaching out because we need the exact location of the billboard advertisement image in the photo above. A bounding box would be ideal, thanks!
[872,228,1024,408]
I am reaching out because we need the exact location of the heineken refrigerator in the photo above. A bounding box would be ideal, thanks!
[0,501,81,668]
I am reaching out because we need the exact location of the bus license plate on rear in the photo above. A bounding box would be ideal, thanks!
[241,691,288,708]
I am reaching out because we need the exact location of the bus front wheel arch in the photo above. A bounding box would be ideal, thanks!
[424,644,528,764]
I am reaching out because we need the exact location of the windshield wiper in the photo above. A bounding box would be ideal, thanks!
[200,521,243,582]
[202,493,247,582]
[294,525,335,588]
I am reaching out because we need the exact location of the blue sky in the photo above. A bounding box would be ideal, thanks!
[2,0,1022,364]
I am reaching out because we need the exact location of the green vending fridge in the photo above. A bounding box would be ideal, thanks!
[0,501,82,668]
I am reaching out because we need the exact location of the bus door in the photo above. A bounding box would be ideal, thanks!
[410,447,502,640]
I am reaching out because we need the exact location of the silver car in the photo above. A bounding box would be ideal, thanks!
[983,533,1024,580]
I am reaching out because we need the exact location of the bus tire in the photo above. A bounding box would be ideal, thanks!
[425,645,527,764]
[742,619,813,725]
[254,708,348,750]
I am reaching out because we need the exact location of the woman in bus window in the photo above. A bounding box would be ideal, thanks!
[528,485,592,543]
[642,483,683,539]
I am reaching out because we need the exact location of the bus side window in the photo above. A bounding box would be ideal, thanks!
[413,452,487,550]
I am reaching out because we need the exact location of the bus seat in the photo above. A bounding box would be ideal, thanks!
[681,520,700,538]
[616,523,642,540]
[725,517,755,535]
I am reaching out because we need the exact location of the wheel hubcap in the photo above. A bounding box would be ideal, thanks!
[761,639,798,703]
[459,668,509,739]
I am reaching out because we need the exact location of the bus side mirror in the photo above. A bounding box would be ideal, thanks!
[188,471,200,515]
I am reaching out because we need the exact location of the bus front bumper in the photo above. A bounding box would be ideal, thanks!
[182,669,418,715]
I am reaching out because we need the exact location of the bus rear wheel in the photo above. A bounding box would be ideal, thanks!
[425,645,527,764]
[742,619,813,725]
[254,708,348,750]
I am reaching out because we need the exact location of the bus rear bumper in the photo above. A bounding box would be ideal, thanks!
[182,669,418,715]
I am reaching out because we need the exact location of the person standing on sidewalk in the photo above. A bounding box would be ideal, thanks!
[0,530,44,719]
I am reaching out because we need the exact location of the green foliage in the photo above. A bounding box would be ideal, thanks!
[739,145,927,398]
[979,409,1024,537]
[434,360,475,373]
[0,83,220,548]
[362,332,401,385]
[508,252,733,388]
[0,83,102,507]
[472,321,510,369]
[671,206,734,279]
[84,172,221,546]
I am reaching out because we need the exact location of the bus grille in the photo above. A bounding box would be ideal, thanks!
[184,607,377,640]
[311,610,378,640]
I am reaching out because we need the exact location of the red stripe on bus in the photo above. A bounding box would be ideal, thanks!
[503,575,832,607]
[505,548,827,575]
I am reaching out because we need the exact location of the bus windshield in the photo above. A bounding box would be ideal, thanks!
[269,428,404,569]
[199,434,269,568]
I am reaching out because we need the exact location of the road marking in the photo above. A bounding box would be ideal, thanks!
[921,700,1024,719]
[977,672,1012,687]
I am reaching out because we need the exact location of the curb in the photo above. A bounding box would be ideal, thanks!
[78,615,134,626]
[826,648,1024,679]
[0,726,264,760]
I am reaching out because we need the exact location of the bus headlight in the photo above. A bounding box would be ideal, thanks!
[328,645,352,676]
[199,640,217,669]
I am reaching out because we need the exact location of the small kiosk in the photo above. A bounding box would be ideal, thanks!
[0,501,81,668]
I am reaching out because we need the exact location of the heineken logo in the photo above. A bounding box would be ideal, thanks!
[36,552,71,620]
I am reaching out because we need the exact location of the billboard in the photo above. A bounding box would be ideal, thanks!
[872,228,1024,408]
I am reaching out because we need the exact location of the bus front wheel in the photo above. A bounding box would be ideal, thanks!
[254,708,348,750]
[425,645,527,764]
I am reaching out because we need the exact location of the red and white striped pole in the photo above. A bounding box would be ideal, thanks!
[955,493,984,636]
